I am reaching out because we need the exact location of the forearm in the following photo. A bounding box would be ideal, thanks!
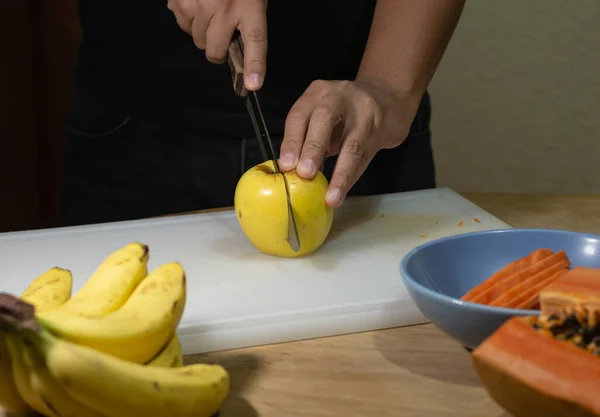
[357,0,466,97]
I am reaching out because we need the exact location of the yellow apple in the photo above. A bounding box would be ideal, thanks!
[234,160,334,258]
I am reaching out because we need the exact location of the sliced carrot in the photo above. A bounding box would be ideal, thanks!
[489,257,570,307]
[470,250,570,305]
[513,269,569,310]
[461,248,554,302]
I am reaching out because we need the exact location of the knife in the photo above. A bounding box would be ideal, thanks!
[227,34,301,253]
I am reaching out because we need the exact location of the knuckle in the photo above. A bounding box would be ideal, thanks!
[309,79,329,91]
[221,0,234,9]
[205,51,226,63]
[286,106,308,126]
[179,0,198,16]
[359,152,370,166]
[313,103,336,122]
[174,15,190,33]
[194,39,207,49]
[344,138,365,158]
[334,170,354,188]
[362,95,378,113]
[281,138,303,152]
[304,139,327,154]
[247,58,266,72]
[246,26,267,44]
[336,80,353,92]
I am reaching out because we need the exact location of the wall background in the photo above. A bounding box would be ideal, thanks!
[429,0,600,193]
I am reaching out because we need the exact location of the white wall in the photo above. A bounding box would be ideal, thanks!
[429,0,600,193]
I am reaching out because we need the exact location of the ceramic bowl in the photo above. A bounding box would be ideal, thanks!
[400,228,600,349]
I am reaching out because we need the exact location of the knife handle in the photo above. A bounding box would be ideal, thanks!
[227,33,248,97]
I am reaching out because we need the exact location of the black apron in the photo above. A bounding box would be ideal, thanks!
[62,0,435,226]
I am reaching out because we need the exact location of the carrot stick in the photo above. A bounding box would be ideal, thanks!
[461,248,553,301]
[470,250,570,305]
[513,268,569,310]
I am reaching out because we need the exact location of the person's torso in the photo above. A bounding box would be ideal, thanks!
[75,0,377,120]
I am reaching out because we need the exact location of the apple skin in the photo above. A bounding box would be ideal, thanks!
[234,160,334,258]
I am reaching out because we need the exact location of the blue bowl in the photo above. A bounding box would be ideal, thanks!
[400,228,600,349]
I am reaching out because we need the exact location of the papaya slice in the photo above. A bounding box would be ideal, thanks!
[513,268,568,310]
[460,248,553,302]
[472,315,600,417]
[540,267,600,324]
[469,250,569,306]
[489,259,570,308]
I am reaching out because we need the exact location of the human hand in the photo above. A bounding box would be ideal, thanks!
[279,78,422,208]
[167,0,268,90]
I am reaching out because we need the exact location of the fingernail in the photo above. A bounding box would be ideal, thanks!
[298,159,316,177]
[246,73,262,90]
[279,152,296,170]
[326,187,343,206]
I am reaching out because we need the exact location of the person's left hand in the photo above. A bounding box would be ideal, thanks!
[279,77,422,208]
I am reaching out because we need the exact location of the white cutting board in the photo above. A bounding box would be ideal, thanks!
[0,187,510,354]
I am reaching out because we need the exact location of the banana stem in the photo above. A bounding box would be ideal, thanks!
[0,292,40,333]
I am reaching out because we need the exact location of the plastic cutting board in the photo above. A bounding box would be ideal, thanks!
[0,187,511,354]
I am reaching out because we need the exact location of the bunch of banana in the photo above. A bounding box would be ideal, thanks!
[0,242,229,417]
[0,266,73,415]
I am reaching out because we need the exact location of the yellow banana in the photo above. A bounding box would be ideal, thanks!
[21,267,73,313]
[17,335,107,417]
[32,330,229,417]
[4,335,55,416]
[60,242,149,316]
[145,334,184,368]
[0,338,32,415]
[29,362,107,417]
[37,262,186,363]
[0,267,73,415]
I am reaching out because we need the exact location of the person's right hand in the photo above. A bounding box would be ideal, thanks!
[167,0,268,91]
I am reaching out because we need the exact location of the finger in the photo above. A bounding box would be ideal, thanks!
[190,13,211,49]
[205,11,238,64]
[279,90,322,171]
[239,5,268,90]
[296,93,346,179]
[328,119,346,157]
[319,152,333,173]
[326,123,374,207]
[177,0,209,36]
[168,3,193,34]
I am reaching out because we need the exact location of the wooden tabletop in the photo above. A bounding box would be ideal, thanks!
[3,192,600,417]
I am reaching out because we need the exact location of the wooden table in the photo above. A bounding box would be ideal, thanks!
[3,193,600,417]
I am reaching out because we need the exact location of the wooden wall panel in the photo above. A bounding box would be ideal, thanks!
[0,0,81,232]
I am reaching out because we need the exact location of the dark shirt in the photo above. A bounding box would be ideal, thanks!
[64,1,435,226]
[75,0,377,125]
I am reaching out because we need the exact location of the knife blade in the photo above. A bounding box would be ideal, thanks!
[227,34,301,253]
